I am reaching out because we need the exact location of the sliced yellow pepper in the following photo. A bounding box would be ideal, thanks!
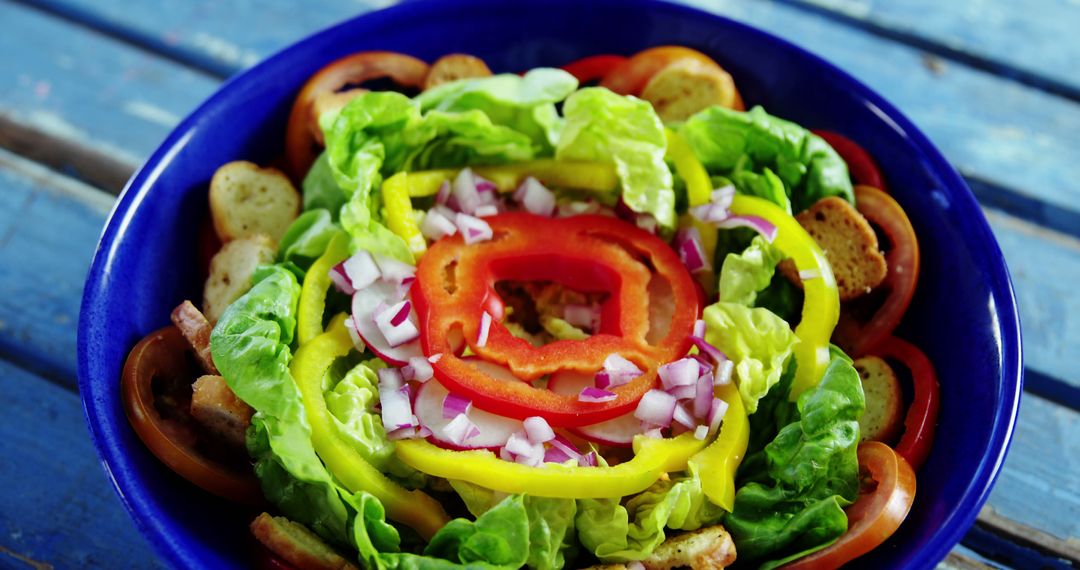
[296,234,352,345]
[728,194,840,399]
[666,129,718,295]
[401,159,618,198]
[290,317,450,539]
[382,172,429,259]
[395,432,709,499]
[688,381,749,511]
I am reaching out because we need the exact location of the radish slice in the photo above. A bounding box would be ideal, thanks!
[442,393,472,419]
[413,381,520,449]
[351,282,422,365]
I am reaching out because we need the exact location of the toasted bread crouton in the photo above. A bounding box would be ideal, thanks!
[251,512,358,570]
[582,525,736,570]
[779,197,887,300]
[309,88,367,145]
[190,375,253,449]
[209,161,300,243]
[640,58,739,123]
[423,54,493,90]
[170,300,218,374]
[854,356,904,444]
[202,234,276,322]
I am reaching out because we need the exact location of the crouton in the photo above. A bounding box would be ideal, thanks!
[250,512,358,570]
[584,525,736,570]
[854,356,904,444]
[170,300,218,374]
[423,54,493,90]
[202,234,276,322]
[190,375,253,449]
[209,161,300,243]
[308,88,366,145]
[640,58,740,123]
[779,197,888,300]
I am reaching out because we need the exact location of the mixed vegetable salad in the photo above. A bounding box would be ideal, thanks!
[121,47,940,569]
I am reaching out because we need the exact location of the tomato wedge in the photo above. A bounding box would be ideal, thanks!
[872,337,940,471]
[121,326,263,505]
[813,130,887,192]
[284,52,429,181]
[561,54,627,85]
[781,442,916,569]
[834,185,920,356]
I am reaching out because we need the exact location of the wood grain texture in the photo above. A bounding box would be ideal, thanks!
[0,359,163,569]
[0,0,217,187]
[779,0,1080,100]
[9,0,1080,234]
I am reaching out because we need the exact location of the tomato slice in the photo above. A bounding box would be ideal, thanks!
[122,326,264,505]
[781,442,916,569]
[872,337,940,471]
[561,54,627,85]
[599,46,744,110]
[833,185,920,356]
[284,52,430,181]
[813,130,887,192]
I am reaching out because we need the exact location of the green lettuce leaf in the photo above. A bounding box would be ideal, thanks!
[556,87,675,229]
[718,235,787,307]
[575,464,725,563]
[277,208,346,271]
[416,68,578,150]
[303,152,348,216]
[678,105,853,212]
[424,495,530,567]
[399,109,535,170]
[725,357,865,568]
[703,300,797,414]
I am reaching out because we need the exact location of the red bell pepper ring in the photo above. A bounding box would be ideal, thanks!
[872,336,940,471]
[813,130,888,192]
[561,54,628,85]
[412,213,700,427]
[834,185,920,356]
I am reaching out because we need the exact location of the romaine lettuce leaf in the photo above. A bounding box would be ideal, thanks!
[556,87,675,229]
[678,105,853,212]
[277,208,346,271]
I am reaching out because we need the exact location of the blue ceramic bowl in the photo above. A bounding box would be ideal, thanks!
[78,0,1023,567]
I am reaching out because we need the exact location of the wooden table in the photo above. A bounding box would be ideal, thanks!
[1,0,1076,568]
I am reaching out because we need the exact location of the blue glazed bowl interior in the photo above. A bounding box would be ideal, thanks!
[78,0,1022,568]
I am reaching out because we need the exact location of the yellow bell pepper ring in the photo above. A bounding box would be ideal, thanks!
[290,316,450,539]
[666,129,718,294]
[296,233,352,345]
[728,194,840,400]
[688,380,749,511]
[399,159,618,198]
[382,172,429,259]
[395,432,709,499]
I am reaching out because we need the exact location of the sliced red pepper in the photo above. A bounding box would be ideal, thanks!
[813,130,887,192]
[284,52,430,181]
[412,213,699,427]
[561,54,627,85]
[872,337,940,471]
[834,185,920,356]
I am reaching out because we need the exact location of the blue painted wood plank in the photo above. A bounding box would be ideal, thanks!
[0,0,218,177]
[0,358,163,569]
[779,0,1080,101]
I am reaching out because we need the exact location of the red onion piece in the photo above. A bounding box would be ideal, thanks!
[594,371,612,390]
[408,356,434,382]
[477,311,492,348]
[339,250,381,293]
[669,384,697,400]
[474,204,499,218]
[675,227,711,273]
[543,445,573,464]
[452,167,482,214]
[390,301,411,326]
[329,263,355,295]
[505,431,543,467]
[421,208,458,241]
[634,390,677,427]
[708,397,730,435]
[693,319,706,339]
[563,303,599,331]
[643,427,664,439]
[373,254,416,284]
[373,301,419,348]
[673,401,697,429]
[379,384,415,431]
[435,181,452,205]
[578,451,598,467]
[715,215,778,243]
[351,283,423,365]
[442,393,472,419]
[694,425,709,440]
[455,212,494,244]
[690,335,728,368]
[524,416,555,443]
[400,364,415,382]
[475,176,497,194]
[388,425,422,441]
[659,358,699,390]
[377,368,404,390]
[549,434,583,462]
[515,177,556,217]
[443,413,480,446]
[694,375,713,418]
[603,354,643,387]
[579,387,617,403]
[688,201,729,224]
[715,360,734,386]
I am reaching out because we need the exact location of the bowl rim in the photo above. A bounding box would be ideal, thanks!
[77,0,1024,567]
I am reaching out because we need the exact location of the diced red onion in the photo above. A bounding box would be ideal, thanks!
[669,384,697,400]
[711,185,736,208]
[690,335,728,368]
[373,301,419,347]
[377,368,404,390]
[708,397,730,435]
[442,393,472,419]
[563,303,599,331]
[694,425,709,440]
[578,451,598,467]
[390,301,411,326]
[642,427,664,439]
[428,353,444,364]
[474,204,499,217]
[453,168,482,214]
[373,254,416,284]
[524,416,555,443]
[675,227,711,273]
[435,181,452,205]
[477,311,492,348]
[455,212,494,244]
[579,387,617,403]
[799,268,821,280]
[505,431,543,467]
[388,425,421,441]
[557,200,609,217]
[515,177,556,217]
[499,447,515,462]
[689,201,730,224]
[672,403,697,429]
[603,354,643,387]
[715,215,778,243]
[714,360,734,386]
[694,375,713,418]
[443,413,480,446]
[400,364,415,382]
[336,250,381,294]
[329,263,355,295]
[693,319,706,339]
[408,356,434,382]
[658,358,699,390]
[543,445,573,464]
[475,176,497,194]
[634,389,677,427]
[594,371,613,390]
[421,208,458,241]
[549,434,583,462]
[379,384,415,431]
